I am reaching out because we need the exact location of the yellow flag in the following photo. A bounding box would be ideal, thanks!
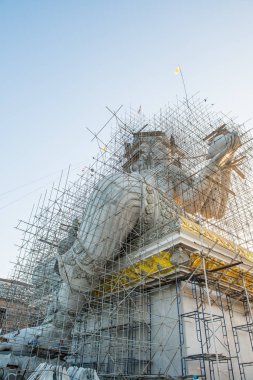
[175,65,180,75]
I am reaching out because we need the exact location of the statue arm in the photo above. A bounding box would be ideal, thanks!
[57,173,142,289]
[172,131,241,219]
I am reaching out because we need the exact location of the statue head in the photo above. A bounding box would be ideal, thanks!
[123,131,174,172]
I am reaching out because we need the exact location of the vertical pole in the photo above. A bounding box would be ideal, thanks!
[202,256,221,380]
[176,278,184,377]
[177,64,189,109]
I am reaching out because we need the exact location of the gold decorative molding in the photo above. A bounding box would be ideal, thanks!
[180,216,253,263]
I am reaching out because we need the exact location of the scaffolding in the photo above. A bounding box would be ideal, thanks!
[1,95,253,379]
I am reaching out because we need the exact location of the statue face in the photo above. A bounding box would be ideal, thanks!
[127,133,172,172]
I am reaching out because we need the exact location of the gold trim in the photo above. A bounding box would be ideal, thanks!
[180,216,253,263]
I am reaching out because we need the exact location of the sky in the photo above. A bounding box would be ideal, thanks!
[0,0,253,277]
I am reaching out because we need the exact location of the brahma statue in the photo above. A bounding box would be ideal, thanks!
[0,129,241,350]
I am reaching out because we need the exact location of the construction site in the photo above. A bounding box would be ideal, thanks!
[1,95,253,380]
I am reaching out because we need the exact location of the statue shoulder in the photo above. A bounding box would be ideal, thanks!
[96,171,143,188]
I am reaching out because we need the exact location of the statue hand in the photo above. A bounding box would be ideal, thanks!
[207,131,241,166]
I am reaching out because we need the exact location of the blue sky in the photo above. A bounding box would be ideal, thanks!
[0,0,253,277]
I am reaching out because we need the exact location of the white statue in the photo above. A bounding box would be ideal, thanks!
[0,129,241,350]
